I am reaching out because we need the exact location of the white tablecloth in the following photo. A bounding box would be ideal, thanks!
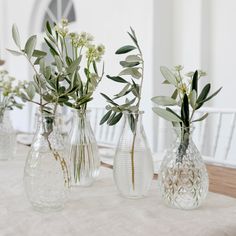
[1,145,236,236]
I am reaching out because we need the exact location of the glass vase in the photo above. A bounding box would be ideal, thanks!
[67,110,100,187]
[24,113,70,212]
[0,108,16,160]
[114,111,154,198]
[159,127,209,210]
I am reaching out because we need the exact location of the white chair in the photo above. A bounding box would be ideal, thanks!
[154,107,236,168]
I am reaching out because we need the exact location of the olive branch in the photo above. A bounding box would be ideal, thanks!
[152,66,222,161]
[100,27,144,189]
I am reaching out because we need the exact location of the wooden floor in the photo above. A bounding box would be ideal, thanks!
[102,162,236,198]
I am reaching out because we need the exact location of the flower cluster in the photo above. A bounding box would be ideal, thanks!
[173,66,207,96]
[54,18,69,37]
[86,44,105,62]
[69,32,94,48]
[0,69,24,111]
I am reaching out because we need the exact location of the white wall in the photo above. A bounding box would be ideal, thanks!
[202,0,236,108]
[1,0,236,152]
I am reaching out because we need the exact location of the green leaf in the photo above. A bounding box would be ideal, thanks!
[44,38,59,56]
[100,110,113,125]
[12,24,21,48]
[39,58,45,74]
[116,84,130,97]
[32,50,47,57]
[54,55,62,72]
[46,21,52,35]
[66,56,72,66]
[125,55,141,62]
[108,112,123,126]
[119,68,141,79]
[181,94,189,126]
[171,89,178,99]
[151,96,177,106]
[25,82,36,100]
[45,66,51,80]
[107,111,116,124]
[189,90,197,109]
[191,70,198,93]
[67,56,82,74]
[115,45,136,54]
[152,107,182,122]
[6,49,23,56]
[128,113,136,132]
[162,80,171,84]
[25,35,37,58]
[192,113,208,122]
[120,61,140,67]
[160,66,177,86]
[107,75,128,83]
[93,61,98,74]
[200,87,222,104]
[166,108,182,121]
[197,83,211,103]
[100,93,119,106]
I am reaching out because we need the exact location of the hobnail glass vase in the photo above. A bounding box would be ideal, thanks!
[0,109,16,160]
[159,127,209,209]
[114,111,154,198]
[67,110,100,187]
[24,113,70,212]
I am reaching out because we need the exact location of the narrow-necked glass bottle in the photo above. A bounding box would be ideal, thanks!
[24,113,70,212]
[159,127,209,209]
[0,108,16,160]
[67,110,100,187]
[114,111,154,198]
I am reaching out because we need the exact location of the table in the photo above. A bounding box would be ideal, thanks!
[1,145,236,236]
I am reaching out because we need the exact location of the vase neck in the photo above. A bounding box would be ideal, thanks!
[35,113,59,136]
[173,126,194,141]
[123,111,144,134]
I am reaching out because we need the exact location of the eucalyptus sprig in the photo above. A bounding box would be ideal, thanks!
[100,27,144,132]
[152,66,222,159]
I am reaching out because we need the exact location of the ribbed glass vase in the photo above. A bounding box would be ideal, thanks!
[24,113,70,212]
[67,110,100,187]
[0,109,16,160]
[158,127,209,209]
[113,111,154,198]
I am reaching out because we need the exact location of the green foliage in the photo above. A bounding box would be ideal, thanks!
[100,27,144,132]
[0,70,24,112]
[152,65,222,128]
[8,19,105,114]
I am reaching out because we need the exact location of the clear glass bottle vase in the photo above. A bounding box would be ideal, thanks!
[24,113,70,212]
[0,108,16,160]
[159,127,209,209]
[67,110,100,187]
[114,111,154,198]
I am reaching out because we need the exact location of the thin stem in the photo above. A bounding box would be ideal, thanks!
[130,132,136,190]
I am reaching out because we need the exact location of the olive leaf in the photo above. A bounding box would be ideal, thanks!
[192,113,208,122]
[25,35,37,59]
[12,24,21,48]
[160,66,177,86]
[152,107,182,122]
[115,45,136,54]
[6,49,23,56]
[151,96,177,106]
[107,75,128,83]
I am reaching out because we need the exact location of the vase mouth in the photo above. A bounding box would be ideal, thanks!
[172,126,195,136]
[123,110,144,115]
